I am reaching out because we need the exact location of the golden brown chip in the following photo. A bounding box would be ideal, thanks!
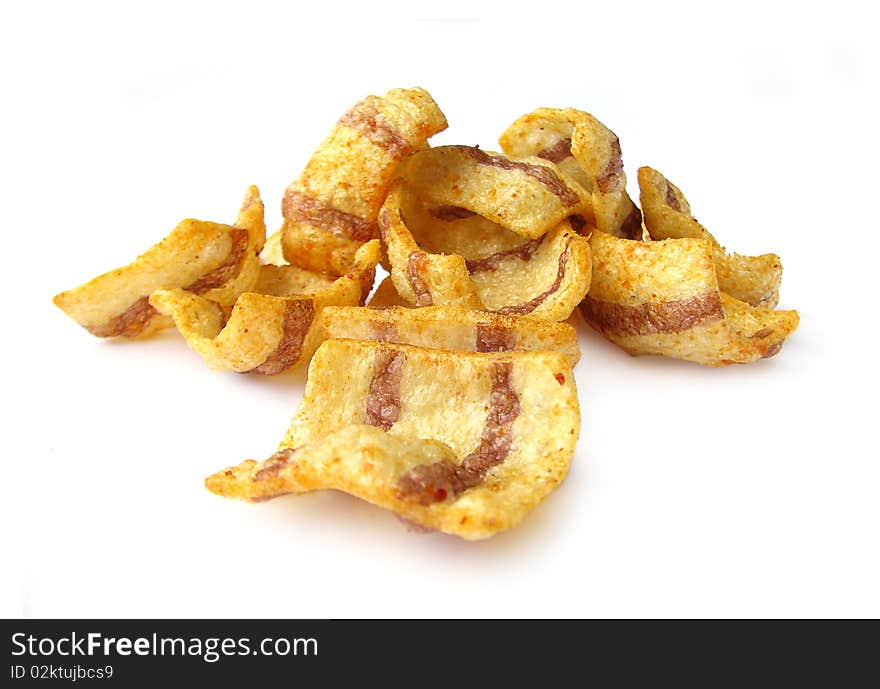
[499,107,642,239]
[322,305,580,365]
[638,166,782,308]
[579,231,798,365]
[398,145,591,239]
[150,241,380,374]
[280,87,447,276]
[206,340,580,539]
[53,186,266,338]
[379,182,592,321]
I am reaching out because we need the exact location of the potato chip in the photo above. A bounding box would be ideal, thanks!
[206,339,580,539]
[638,166,782,308]
[580,231,798,365]
[150,241,380,374]
[280,87,447,276]
[380,181,484,309]
[322,305,580,365]
[398,145,591,239]
[53,186,266,338]
[499,107,642,239]
[380,182,592,320]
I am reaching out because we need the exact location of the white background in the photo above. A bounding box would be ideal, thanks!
[2,1,877,618]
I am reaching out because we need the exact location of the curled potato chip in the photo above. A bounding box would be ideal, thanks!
[53,187,266,338]
[638,166,782,308]
[380,182,484,309]
[380,182,592,320]
[322,305,580,365]
[398,145,591,239]
[280,87,447,276]
[150,241,380,374]
[206,339,580,539]
[579,231,798,365]
[466,222,590,318]
[499,107,642,239]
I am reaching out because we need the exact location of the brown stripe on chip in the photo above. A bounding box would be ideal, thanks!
[248,300,317,375]
[618,206,644,241]
[282,190,376,243]
[370,320,400,343]
[495,239,572,315]
[253,448,299,481]
[462,146,581,207]
[465,361,520,468]
[594,137,623,193]
[85,296,158,338]
[395,362,520,505]
[761,341,784,359]
[536,137,573,164]
[475,323,516,352]
[406,252,434,306]
[364,347,406,430]
[338,97,413,158]
[184,229,250,294]
[465,239,542,274]
[665,182,682,211]
[581,292,725,336]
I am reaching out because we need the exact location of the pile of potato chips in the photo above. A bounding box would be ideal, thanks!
[54,87,798,538]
